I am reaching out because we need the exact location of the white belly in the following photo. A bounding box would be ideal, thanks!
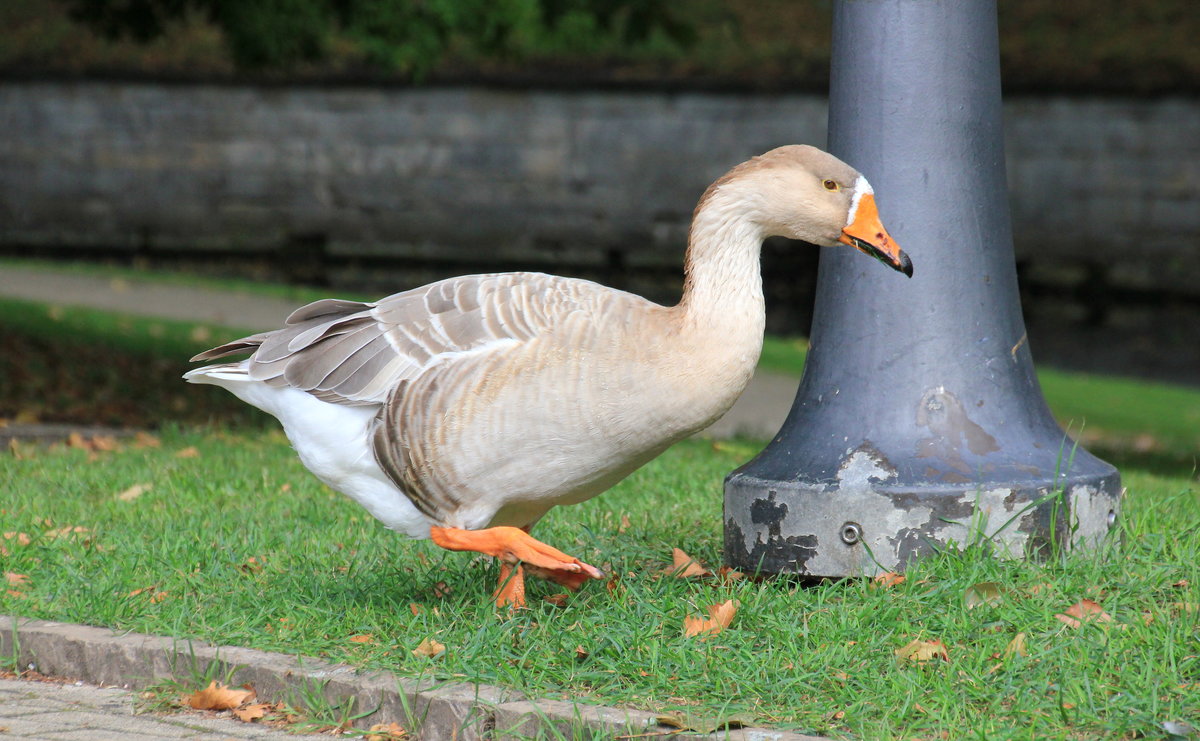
[185,368,431,539]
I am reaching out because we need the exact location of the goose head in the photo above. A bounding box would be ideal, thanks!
[706,144,913,277]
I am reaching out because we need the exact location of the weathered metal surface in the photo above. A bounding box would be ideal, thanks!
[724,0,1122,575]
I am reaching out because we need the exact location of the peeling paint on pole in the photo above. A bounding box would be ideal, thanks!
[724,0,1121,576]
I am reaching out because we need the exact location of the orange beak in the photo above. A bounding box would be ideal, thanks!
[837,192,913,278]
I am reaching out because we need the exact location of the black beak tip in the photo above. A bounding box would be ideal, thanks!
[898,251,914,278]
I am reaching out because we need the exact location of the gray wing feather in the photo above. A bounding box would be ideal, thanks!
[188,273,596,407]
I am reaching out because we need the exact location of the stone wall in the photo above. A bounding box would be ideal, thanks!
[1,81,1198,381]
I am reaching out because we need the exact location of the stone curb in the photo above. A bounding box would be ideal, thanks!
[2,616,823,741]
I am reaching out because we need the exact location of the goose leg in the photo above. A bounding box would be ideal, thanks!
[493,563,526,608]
[429,525,603,607]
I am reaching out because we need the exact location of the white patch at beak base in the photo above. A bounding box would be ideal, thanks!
[845,175,874,228]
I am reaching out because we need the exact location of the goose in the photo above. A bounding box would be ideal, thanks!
[185,145,912,608]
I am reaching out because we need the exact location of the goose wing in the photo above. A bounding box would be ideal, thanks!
[191,272,600,407]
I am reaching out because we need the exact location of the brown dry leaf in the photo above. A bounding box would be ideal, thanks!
[432,581,452,598]
[717,566,745,584]
[3,532,32,546]
[133,432,161,449]
[349,634,376,644]
[542,593,570,607]
[186,681,255,710]
[964,581,1007,609]
[366,721,409,740]
[412,638,445,658]
[663,548,711,578]
[190,325,213,343]
[574,645,589,661]
[150,591,168,603]
[1056,599,1112,628]
[408,603,422,616]
[1171,579,1189,589]
[656,710,755,734]
[873,572,906,588]
[683,599,739,639]
[116,483,152,502]
[232,702,271,722]
[4,573,29,587]
[1003,632,1028,659]
[44,526,89,539]
[239,556,265,573]
[91,435,120,452]
[895,638,950,663]
[175,446,201,459]
[618,513,632,533]
[128,585,157,598]
[6,589,27,599]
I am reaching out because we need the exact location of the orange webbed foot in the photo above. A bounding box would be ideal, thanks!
[430,525,604,607]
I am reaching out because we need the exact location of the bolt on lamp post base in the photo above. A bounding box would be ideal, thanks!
[725,450,1122,577]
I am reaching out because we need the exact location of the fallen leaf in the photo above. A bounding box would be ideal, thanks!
[432,581,451,598]
[618,513,632,533]
[542,593,569,607]
[1003,632,1028,659]
[44,526,89,539]
[190,325,212,343]
[656,710,755,734]
[1171,579,1189,589]
[574,645,589,661]
[663,548,711,578]
[6,589,27,599]
[683,599,738,638]
[4,573,29,586]
[349,634,376,644]
[717,565,745,584]
[366,721,409,740]
[965,582,1006,609]
[133,432,161,448]
[873,572,906,588]
[232,702,271,722]
[895,638,950,663]
[116,483,152,501]
[409,603,422,616]
[239,556,265,573]
[128,585,157,597]
[175,446,200,459]
[412,638,445,658]
[3,532,31,546]
[1056,599,1112,628]
[186,681,255,710]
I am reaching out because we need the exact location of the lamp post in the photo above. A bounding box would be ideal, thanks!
[724,0,1122,576]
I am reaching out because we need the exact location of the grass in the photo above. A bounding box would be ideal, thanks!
[1,277,1198,737]
[0,429,1197,739]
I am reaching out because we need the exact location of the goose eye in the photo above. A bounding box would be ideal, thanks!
[822,179,840,191]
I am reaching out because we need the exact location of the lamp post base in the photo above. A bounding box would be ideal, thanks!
[724,444,1122,577]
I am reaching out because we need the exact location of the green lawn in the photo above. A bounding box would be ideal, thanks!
[1,429,1197,739]
[1,289,1198,739]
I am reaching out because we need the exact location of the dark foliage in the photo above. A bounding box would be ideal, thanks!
[63,0,696,74]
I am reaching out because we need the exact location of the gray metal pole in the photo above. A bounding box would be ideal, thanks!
[724,0,1121,576]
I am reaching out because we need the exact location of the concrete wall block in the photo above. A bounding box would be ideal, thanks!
[407,682,523,741]
[492,698,663,740]
[0,82,1195,297]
